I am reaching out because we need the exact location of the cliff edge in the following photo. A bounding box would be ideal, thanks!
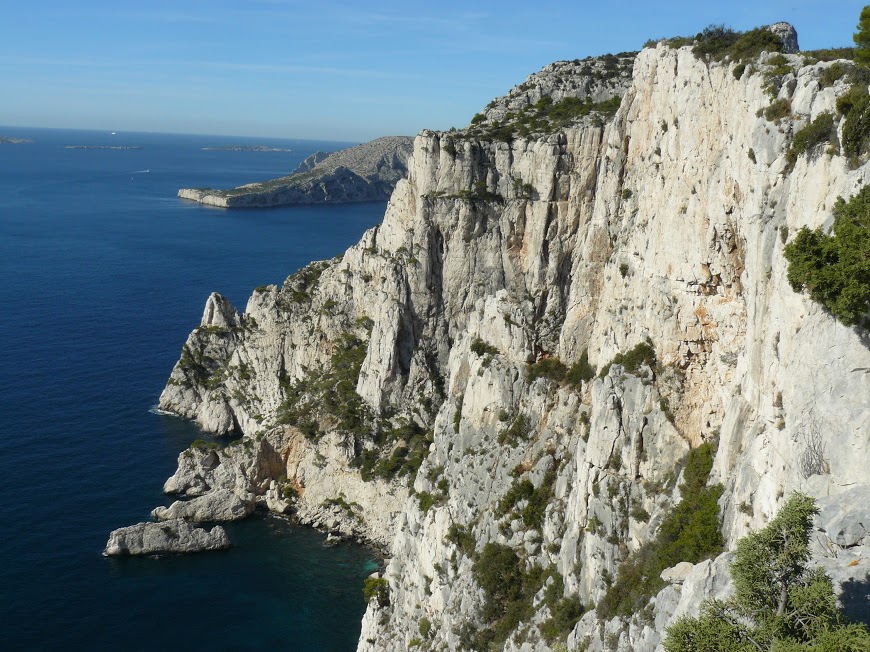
[143,21,870,651]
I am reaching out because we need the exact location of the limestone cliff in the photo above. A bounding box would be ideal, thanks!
[154,27,869,651]
[177,135,414,208]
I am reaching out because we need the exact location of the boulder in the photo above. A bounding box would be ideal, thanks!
[151,488,254,523]
[104,519,230,556]
[661,561,695,584]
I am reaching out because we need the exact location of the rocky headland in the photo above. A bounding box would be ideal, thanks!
[114,20,870,650]
[177,135,414,208]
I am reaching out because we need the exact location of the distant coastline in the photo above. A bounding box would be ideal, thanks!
[0,136,32,144]
[202,145,291,152]
[178,135,413,208]
[65,145,143,150]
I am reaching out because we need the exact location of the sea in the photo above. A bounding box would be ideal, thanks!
[0,126,386,650]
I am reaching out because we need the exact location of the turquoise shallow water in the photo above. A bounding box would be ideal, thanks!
[0,127,383,650]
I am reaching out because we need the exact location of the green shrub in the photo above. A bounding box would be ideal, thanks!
[520,470,557,530]
[763,98,792,122]
[466,93,624,140]
[691,25,740,60]
[599,339,657,378]
[541,595,587,643]
[783,186,870,325]
[498,413,531,446]
[190,438,220,451]
[445,523,476,557]
[565,350,596,386]
[470,338,499,356]
[787,112,837,165]
[528,357,568,383]
[663,493,870,651]
[841,87,870,157]
[803,47,855,63]
[597,443,724,619]
[418,617,432,638]
[855,5,870,68]
[498,470,557,531]
[362,577,389,607]
[471,544,549,648]
[631,504,651,523]
[686,25,782,63]
[836,83,869,116]
[819,61,848,88]
[498,479,535,515]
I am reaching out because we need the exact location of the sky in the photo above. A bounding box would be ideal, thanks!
[1,1,868,142]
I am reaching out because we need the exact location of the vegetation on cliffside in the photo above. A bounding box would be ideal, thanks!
[664,494,870,652]
[784,186,870,326]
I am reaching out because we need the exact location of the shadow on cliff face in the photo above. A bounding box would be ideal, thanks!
[855,324,870,352]
[840,575,870,626]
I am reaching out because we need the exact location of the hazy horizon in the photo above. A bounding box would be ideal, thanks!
[2,1,867,141]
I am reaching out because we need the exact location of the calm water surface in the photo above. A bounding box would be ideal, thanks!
[0,127,384,650]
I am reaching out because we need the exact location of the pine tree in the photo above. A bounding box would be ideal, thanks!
[854,5,870,68]
[663,493,870,651]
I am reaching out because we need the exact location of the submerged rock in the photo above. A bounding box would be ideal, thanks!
[104,519,230,556]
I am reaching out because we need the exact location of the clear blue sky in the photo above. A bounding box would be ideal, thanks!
[1,1,866,142]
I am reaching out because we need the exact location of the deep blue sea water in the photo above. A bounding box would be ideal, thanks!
[0,127,385,650]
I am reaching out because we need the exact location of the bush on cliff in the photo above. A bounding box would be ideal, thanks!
[787,112,837,166]
[471,544,552,649]
[664,24,784,63]
[597,443,724,619]
[598,338,657,379]
[784,186,870,326]
[663,493,870,652]
[362,577,389,607]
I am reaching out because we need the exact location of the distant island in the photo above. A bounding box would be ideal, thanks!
[178,135,413,207]
[0,136,32,144]
[65,145,143,150]
[202,145,291,152]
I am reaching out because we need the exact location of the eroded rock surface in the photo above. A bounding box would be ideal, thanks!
[146,24,870,651]
[104,520,230,556]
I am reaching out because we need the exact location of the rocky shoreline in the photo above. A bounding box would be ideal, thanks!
[112,20,870,650]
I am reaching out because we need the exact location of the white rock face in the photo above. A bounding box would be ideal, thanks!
[104,520,230,556]
[152,29,869,652]
[151,489,254,522]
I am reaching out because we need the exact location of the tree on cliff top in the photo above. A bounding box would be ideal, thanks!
[663,493,870,652]
[854,6,870,68]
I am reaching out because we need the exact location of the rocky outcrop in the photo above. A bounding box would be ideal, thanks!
[104,520,230,556]
[151,489,254,522]
[151,22,870,651]
[481,53,635,124]
[177,136,414,208]
[768,22,800,54]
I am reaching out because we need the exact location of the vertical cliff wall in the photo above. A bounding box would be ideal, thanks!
[157,37,869,651]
